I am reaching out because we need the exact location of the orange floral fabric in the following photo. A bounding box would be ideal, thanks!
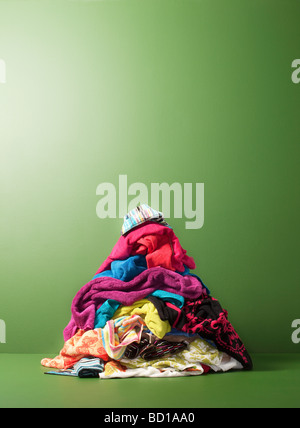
[41,329,110,369]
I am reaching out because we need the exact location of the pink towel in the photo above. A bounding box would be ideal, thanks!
[63,267,205,341]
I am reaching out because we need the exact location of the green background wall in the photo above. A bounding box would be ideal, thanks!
[0,0,299,354]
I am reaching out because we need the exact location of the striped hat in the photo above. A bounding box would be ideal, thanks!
[121,204,170,235]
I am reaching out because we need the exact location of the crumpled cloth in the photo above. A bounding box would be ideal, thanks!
[41,315,145,369]
[100,337,242,379]
[63,267,205,341]
[44,357,104,378]
[94,222,196,275]
[101,315,145,360]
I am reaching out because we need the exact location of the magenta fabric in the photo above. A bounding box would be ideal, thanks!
[63,267,204,341]
[94,222,196,275]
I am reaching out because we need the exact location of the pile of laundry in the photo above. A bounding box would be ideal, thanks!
[41,204,252,379]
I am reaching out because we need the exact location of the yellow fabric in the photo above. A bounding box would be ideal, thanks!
[113,299,171,339]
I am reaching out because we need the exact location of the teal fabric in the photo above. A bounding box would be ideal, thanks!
[150,289,184,308]
[94,299,121,329]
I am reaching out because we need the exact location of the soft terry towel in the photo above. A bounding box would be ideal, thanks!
[63,267,205,341]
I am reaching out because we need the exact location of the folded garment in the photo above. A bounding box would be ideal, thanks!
[112,299,171,339]
[94,222,195,275]
[121,204,170,235]
[44,357,104,378]
[64,267,205,341]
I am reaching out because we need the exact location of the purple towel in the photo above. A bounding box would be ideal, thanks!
[63,267,205,341]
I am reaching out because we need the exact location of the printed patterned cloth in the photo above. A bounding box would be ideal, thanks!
[100,337,242,379]
[124,337,188,360]
[101,315,145,360]
[121,204,170,235]
[41,315,145,369]
[181,296,253,370]
[44,357,104,378]
[42,205,252,378]
[100,363,205,379]
[41,329,110,370]
[121,337,224,371]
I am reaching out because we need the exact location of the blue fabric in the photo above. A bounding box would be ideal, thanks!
[165,328,198,339]
[92,255,209,295]
[92,255,148,282]
[92,255,147,328]
[93,291,184,329]
[94,299,121,329]
[45,357,104,378]
[92,255,209,329]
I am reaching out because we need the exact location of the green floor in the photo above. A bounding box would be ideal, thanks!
[0,353,299,408]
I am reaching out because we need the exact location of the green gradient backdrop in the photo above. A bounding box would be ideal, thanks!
[0,0,299,354]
